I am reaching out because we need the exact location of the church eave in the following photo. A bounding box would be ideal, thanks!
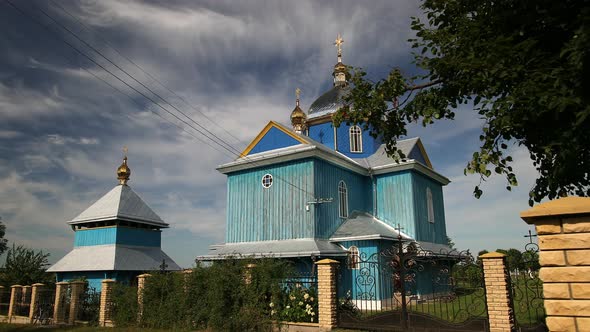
[217,145,368,175]
[371,161,450,185]
[67,215,169,228]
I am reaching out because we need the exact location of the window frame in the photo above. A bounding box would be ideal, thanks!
[348,246,360,270]
[427,187,435,223]
[261,174,273,189]
[338,180,348,218]
[349,125,363,153]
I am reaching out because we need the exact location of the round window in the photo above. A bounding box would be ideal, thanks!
[261,174,273,188]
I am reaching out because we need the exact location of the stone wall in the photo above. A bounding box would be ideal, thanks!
[522,197,590,332]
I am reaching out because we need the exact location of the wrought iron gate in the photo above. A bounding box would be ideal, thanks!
[32,288,55,325]
[338,238,488,331]
[77,286,101,325]
[509,231,547,332]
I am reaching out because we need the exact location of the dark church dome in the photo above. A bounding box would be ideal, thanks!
[307,85,350,119]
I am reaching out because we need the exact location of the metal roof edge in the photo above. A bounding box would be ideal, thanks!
[371,161,450,185]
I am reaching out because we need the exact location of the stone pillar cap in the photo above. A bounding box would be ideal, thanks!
[101,279,116,283]
[32,283,45,286]
[56,281,70,285]
[10,285,23,288]
[479,251,506,259]
[22,285,32,288]
[521,196,590,223]
[137,274,152,278]
[315,259,340,265]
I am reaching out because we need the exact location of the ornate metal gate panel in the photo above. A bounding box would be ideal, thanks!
[0,288,10,315]
[509,232,547,331]
[338,239,488,331]
[33,288,55,325]
[77,287,101,325]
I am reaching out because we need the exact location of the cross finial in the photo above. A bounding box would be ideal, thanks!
[295,88,301,106]
[159,259,168,272]
[524,229,538,244]
[122,146,128,157]
[334,34,344,61]
[395,224,405,240]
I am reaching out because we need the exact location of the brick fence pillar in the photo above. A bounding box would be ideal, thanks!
[315,259,339,331]
[29,283,45,323]
[137,274,151,322]
[68,281,86,325]
[8,285,22,322]
[99,279,115,327]
[521,196,590,332]
[53,282,69,324]
[480,252,516,332]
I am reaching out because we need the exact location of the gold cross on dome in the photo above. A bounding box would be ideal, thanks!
[296,88,301,100]
[122,146,128,156]
[334,34,344,56]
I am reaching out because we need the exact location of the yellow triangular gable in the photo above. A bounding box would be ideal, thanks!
[240,121,309,157]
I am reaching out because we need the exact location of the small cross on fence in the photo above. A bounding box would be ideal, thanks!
[159,259,168,272]
[524,229,538,244]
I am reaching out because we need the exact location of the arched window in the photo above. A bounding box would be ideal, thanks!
[338,181,348,218]
[348,246,359,269]
[427,187,435,223]
[349,125,362,153]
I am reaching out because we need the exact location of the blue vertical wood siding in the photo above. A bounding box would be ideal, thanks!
[334,123,380,158]
[375,171,416,238]
[225,159,315,243]
[313,159,372,238]
[308,122,335,148]
[248,126,302,155]
[74,227,161,247]
[411,172,447,244]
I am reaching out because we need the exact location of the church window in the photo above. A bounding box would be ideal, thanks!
[348,246,359,269]
[338,181,348,218]
[427,187,435,223]
[349,125,362,153]
[262,174,273,188]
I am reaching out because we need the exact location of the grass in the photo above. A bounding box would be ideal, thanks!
[0,324,175,332]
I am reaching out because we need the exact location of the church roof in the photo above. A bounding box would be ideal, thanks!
[352,137,433,169]
[47,244,181,272]
[307,85,350,119]
[199,238,348,260]
[329,211,413,242]
[220,121,449,184]
[69,185,168,228]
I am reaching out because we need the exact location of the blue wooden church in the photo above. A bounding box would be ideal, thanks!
[48,155,180,290]
[203,36,454,305]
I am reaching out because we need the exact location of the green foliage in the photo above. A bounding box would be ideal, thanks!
[111,258,300,331]
[0,244,52,286]
[0,221,8,257]
[337,0,590,205]
[272,283,318,323]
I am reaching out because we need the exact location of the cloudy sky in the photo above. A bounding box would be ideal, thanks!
[0,0,539,268]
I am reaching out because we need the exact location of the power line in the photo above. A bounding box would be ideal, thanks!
[48,0,245,150]
[5,0,318,199]
[5,0,241,160]
[31,2,243,157]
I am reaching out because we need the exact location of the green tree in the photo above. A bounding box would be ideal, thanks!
[335,0,590,205]
[0,219,8,256]
[0,244,52,286]
[496,248,524,273]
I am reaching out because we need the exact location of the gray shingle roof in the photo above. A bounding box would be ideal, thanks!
[69,185,168,228]
[330,211,414,241]
[200,239,348,260]
[352,137,430,169]
[307,85,350,119]
[47,244,181,272]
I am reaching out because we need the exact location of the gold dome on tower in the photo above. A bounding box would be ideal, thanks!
[290,88,307,134]
[116,147,131,185]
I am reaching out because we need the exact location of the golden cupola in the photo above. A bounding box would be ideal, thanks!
[116,153,131,185]
[290,88,307,134]
[332,33,349,87]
